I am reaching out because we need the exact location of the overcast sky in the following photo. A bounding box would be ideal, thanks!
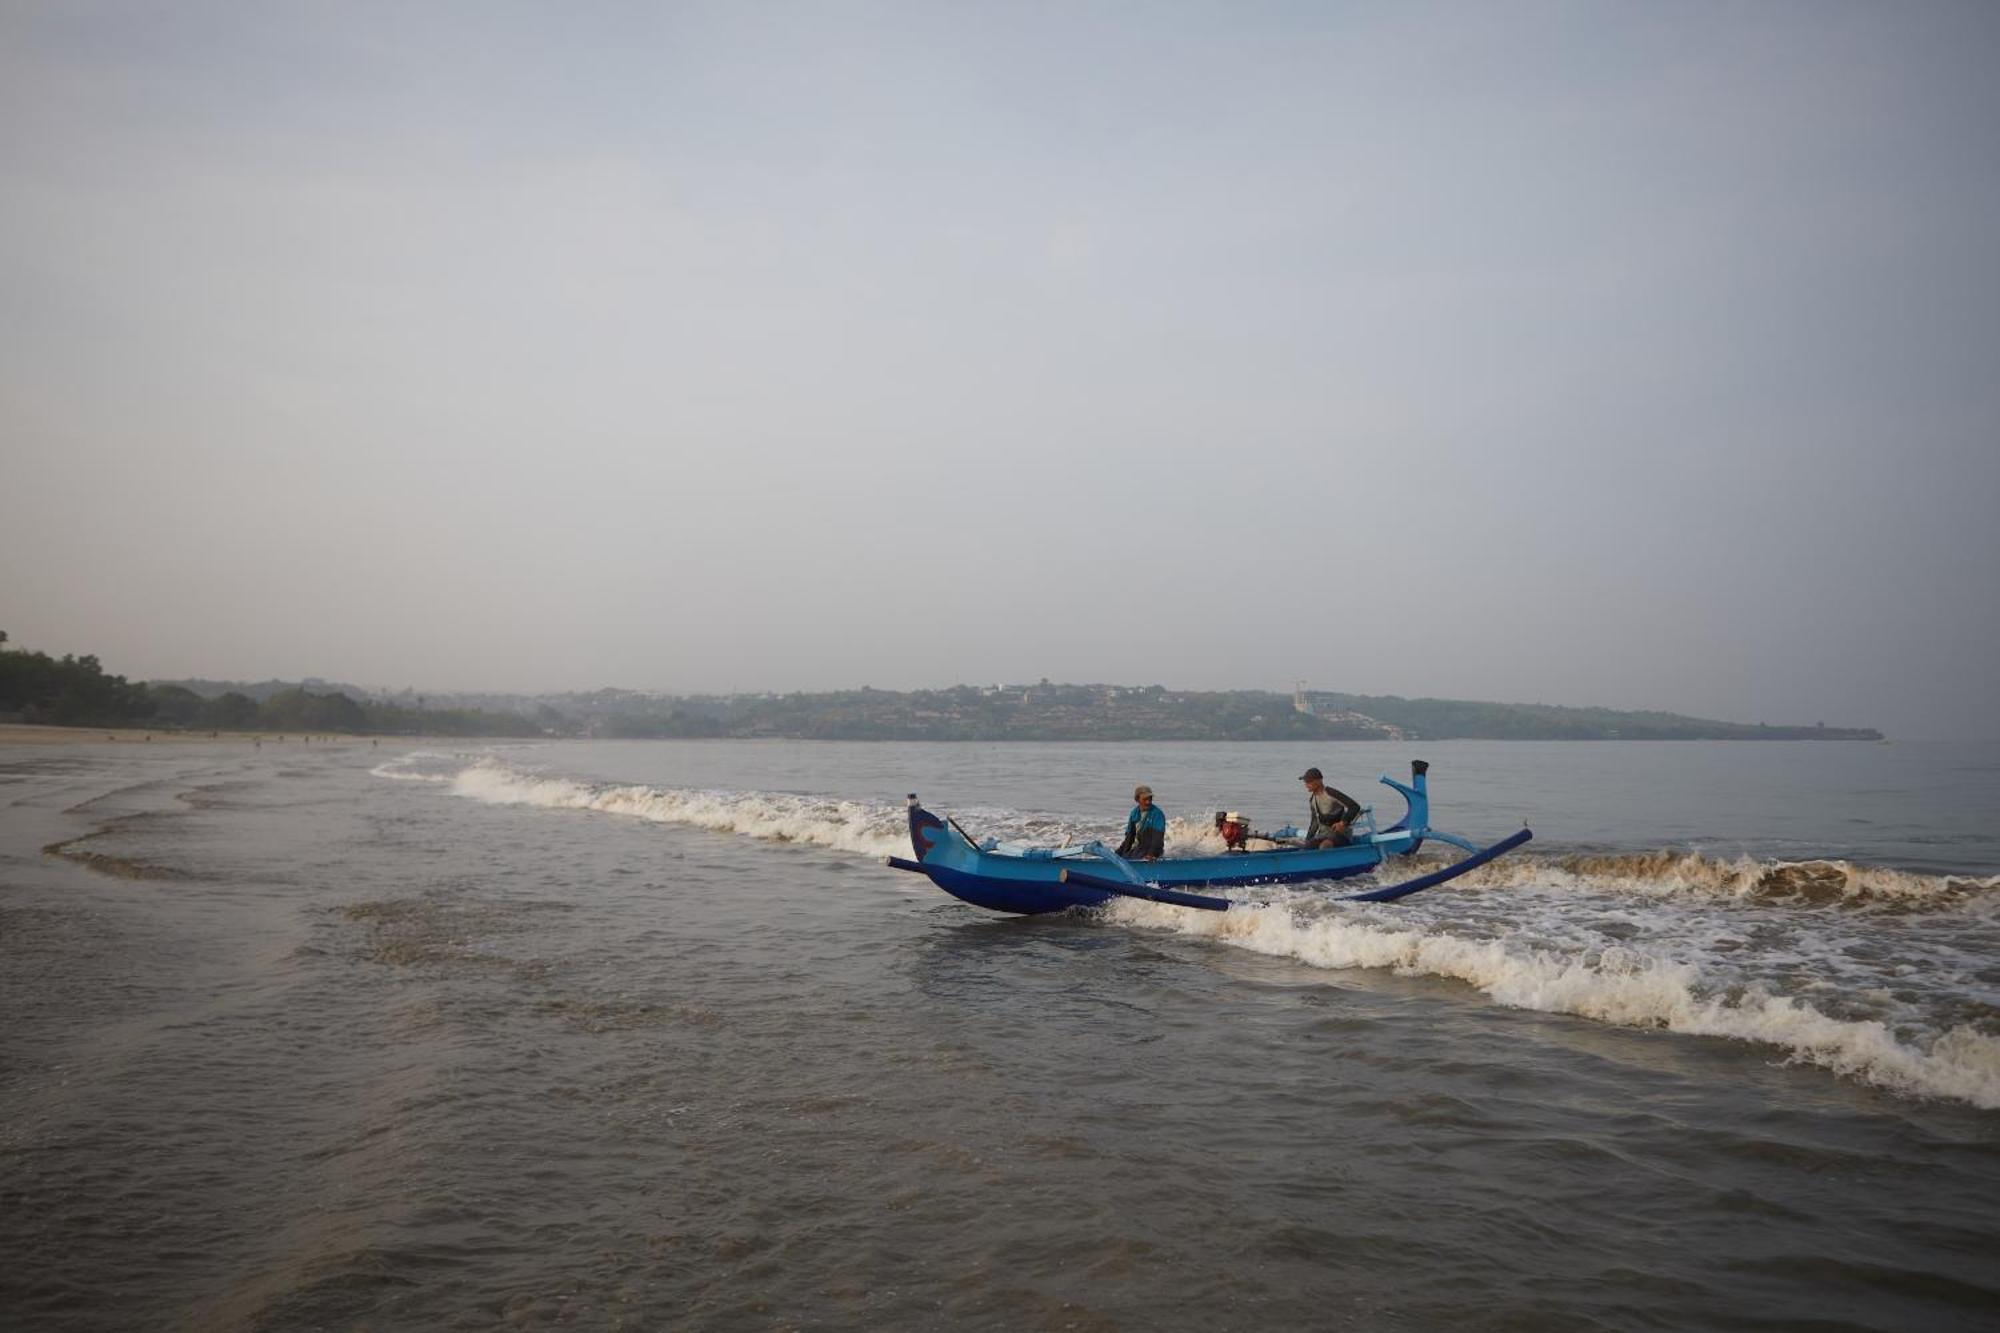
[3,2,1997,738]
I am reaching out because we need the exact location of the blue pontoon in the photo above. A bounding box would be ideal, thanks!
[886,761,1531,915]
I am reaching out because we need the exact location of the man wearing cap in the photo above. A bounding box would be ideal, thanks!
[1116,785,1167,861]
[1299,768,1362,848]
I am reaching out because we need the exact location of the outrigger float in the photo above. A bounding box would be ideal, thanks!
[887,761,1532,915]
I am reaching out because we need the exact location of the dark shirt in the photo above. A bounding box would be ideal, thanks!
[1307,786,1361,840]
[1118,803,1167,859]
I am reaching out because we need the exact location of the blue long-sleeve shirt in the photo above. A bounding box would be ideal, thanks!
[1118,803,1167,859]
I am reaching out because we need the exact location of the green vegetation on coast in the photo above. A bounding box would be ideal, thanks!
[1295,691,1883,742]
[0,634,537,737]
[0,633,1883,741]
[581,684,1882,742]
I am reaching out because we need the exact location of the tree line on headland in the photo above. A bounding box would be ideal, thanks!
[0,634,537,736]
[0,634,1883,741]
[582,683,1881,741]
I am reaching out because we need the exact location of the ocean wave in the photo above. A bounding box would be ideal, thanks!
[371,753,2000,1108]
[375,755,1993,909]
[446,758,910,858]
[1155,819,1992,909]
[1445,848,1994,908]
[380,754,1230,859]
[368,751,464,783]
[1116,898,2000,1110]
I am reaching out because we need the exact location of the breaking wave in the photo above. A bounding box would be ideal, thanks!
[1113,896,2000,1110]
[442,756,909,858]
[375,752,1234,860]
[369,750,461,783]
[373,751,2000,1109]
[1449,848,1995,907]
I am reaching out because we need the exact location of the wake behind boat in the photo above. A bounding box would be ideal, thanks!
[886,761,1532,915]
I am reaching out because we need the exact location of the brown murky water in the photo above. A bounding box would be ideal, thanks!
[3,739,1997,1330]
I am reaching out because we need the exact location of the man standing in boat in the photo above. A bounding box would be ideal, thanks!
[1117,785,1167,861]
[1299,768,1362,848]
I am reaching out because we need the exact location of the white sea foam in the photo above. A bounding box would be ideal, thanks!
[1105,896,2000,1109]
[374,753,2000,1108]
[446,757,909,858]
[405,754,1226,860]
[368,750,464,782]
[1448,847,1994,906]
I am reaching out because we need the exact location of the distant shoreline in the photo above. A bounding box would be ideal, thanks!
[0,724,375,746]
[2,642,1885,742]
[0,722,1892,747]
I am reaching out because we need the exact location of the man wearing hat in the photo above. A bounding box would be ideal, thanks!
[1116,784,1167,860]
[1299,768,1362,848]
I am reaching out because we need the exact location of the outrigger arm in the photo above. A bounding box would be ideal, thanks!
[1336,827,1532,902]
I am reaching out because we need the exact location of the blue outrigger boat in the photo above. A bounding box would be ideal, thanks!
[886,761,1532,915]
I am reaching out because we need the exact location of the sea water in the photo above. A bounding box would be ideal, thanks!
[2,737,1996,1329]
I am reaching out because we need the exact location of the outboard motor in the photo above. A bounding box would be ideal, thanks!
[1217,811,1250,851]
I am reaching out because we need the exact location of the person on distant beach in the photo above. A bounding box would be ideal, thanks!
[1116,785,1167,860]
[1299,767,1361,848]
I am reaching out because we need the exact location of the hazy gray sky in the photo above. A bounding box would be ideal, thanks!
[4,1,1997,738]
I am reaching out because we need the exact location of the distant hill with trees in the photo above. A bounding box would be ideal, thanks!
[0,633,1882,741]
[0,633,536,736]
[1298,691,1881,741]
[571,682,1879,741]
